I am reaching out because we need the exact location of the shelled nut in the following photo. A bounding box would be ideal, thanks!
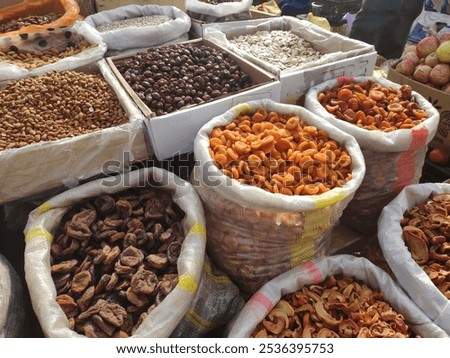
[229,30,324,71]
[0,13,61,33]
[96,15,172,32]
[0,40,95,70]
[0,70,129,151]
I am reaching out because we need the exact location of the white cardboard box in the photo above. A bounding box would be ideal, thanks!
[190,17,270,39]
[0,60,148,204]
[107,38,281,160]
[204,16,378,104]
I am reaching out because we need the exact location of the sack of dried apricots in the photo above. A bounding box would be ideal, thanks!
[23,167,207,338]
[192,99,366,294]
[305,76,440,235]
[226,255,448,338]
[378,183,450,334]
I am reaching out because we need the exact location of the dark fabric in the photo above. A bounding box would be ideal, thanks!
[349,0,425,59]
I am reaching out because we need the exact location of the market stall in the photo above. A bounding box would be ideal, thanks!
[0,0,449,341]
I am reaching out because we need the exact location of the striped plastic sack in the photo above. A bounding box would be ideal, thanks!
[23,167,206,338]
[226,255,449,338]
[192,99,365,294]
[305,76,440,235]
[0,253,25,337]
[378,183,450,334]
[170,255,245,337]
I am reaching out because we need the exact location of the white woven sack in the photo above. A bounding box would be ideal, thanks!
[0,21,106,82]
[227,255,448,338]
[85,5,191,51]
[192,99,365,293]
[186,0,252,17]
[304,76,439,152]
[203,16,375,77]
[305,75,440,233]
[378,183,450,334]
[0,253,25,337]
[23,167,206,337]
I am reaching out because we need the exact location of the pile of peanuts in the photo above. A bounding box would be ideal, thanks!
[317,81,428,132]
[251,275,416,338]
[0,13,61,33]
[208,108,353,196]
[0,40,94,70]
[0,70,128,151]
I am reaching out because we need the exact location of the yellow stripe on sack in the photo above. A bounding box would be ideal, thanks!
[203,260,232,285]
[178,274,198,294]
[185,309,212,332]
[313,191,346,209]
[25,227,53,243]
[36,202,53,215]
[290,208,332,267]
[234,103,252,115]
[189,223,207,239]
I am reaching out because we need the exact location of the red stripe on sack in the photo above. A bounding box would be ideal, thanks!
[250,292,274,313]
[303,261,323,282]
[396,127,429,192]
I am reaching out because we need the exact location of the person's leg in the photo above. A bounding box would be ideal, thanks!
[375,0,424,59]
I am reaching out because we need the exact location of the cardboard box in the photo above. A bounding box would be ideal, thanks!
[190,17,270,39]
[0,60,148,204]
[203,16,377,104]
[95,0,186,12]
[250,8,280,19]
[388,66,450,151]
[107,38,281,160]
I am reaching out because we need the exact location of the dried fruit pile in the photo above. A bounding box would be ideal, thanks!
[209,107,353,195]
[51,187,186,337]
[401,192,450,299]
[115,44,252,116]
[317,80,428,132]
[250,275,416,338]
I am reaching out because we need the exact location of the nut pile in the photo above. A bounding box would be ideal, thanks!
[209,108,353,195]
[250,275,416,338]
[116,44,252,116]
[401,192,450,299]
[0,13,61,33]
[229,30,324,71]
[52,187,186,338]
[0,40,95,70]
[317,81,428,132]
[0,70,128,151]
[96,15,172,32]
